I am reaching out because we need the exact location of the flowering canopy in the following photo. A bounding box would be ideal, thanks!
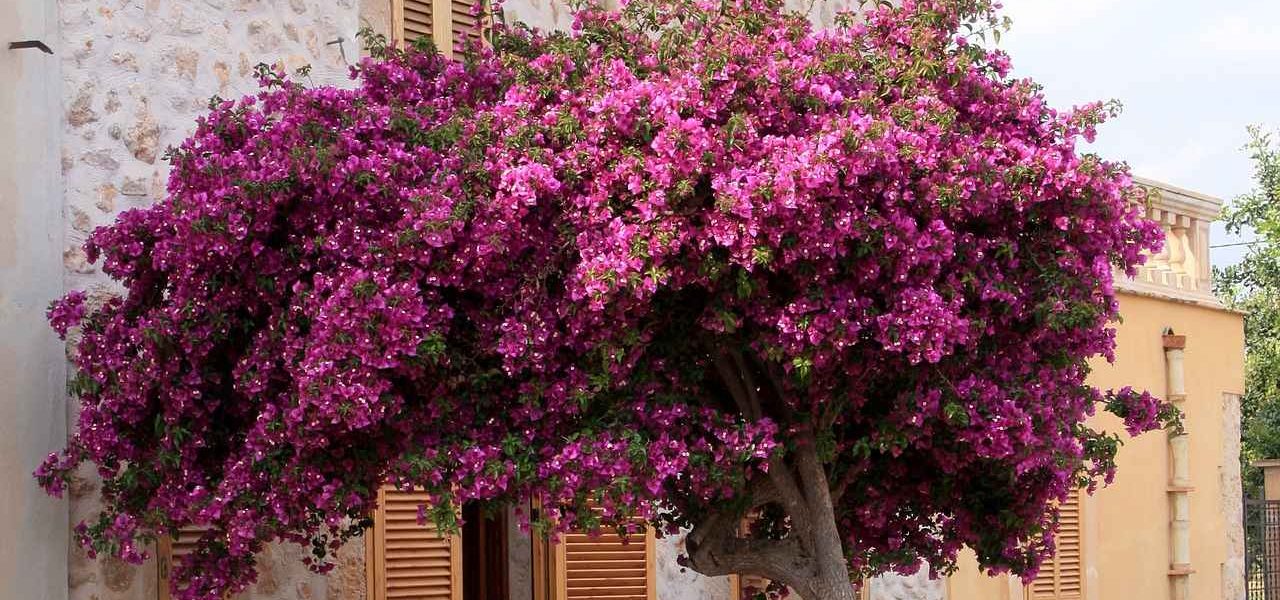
[39,0,1175,597]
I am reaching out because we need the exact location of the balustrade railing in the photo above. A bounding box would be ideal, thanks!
[1117,177,1223,307]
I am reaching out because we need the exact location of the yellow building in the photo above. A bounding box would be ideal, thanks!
[946,179,1246,600]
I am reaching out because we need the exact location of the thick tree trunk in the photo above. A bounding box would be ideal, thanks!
[796,531,858,599]
[803,576,860,600]
[685,516,856,600]
[683,431,858,600]
[796,526,859,600]
[688,350,859,600]
[789,431,857,600]
[781,549,858,600]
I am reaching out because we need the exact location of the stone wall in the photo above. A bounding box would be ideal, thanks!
[507,506,533,600]
[59,0,360,291]
[58,0,362,598]
[1223,393,1245,600]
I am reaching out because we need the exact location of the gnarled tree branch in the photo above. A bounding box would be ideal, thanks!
[713,350,761,421]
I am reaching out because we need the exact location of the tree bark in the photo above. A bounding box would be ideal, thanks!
[681,441,858,600]
[682,453,858,600]
[792,430,857,600]
[688,349,858,600]
[801,573,860,600]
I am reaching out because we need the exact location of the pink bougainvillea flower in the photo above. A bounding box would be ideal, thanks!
[36,0,1172,597]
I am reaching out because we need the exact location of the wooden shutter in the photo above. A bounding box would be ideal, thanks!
[157,527,216,600]
[449,0,482,48]
[735,574,771,600]
[552,515,655,600]
[367,486,463,600]
[1028,487,1083,600]
[390,0,484,57]
[399,0,434,41]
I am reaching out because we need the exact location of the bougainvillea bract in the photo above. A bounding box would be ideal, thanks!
[38,0,1177,597]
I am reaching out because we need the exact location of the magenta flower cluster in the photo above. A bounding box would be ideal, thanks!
[37,0,1173,596]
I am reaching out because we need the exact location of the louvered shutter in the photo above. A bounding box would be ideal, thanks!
[449,0,482,49]
[401,0,434,41]
[157,527,215,600]
[367,486,463,600]
[390,0,484,57]
[390,0,444,48]
[553,515,655,600]
[1028,487,1083,600]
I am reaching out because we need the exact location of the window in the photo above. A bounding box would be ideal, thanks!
[1027,487,1084,600]
[156,527,219,600]
[365,486,463,600]
[530,500,656,600]
[549,515,655,600]
[390,0,484,58]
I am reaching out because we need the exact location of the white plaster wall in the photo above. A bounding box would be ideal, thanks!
[500,0,858,35]
[656,532,737,600]
[501,0,577,33]
[868,571,946,600]
[0,2,69,600]
[783,0,865,27]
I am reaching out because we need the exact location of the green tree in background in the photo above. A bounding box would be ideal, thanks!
[1216,127,1280,497]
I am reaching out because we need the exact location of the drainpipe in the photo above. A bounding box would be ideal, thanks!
[1163,331,1192,600]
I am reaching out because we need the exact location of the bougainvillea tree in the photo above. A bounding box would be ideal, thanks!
[37,0,1178,597]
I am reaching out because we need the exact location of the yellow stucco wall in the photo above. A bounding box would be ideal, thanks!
[944,292,1245,600]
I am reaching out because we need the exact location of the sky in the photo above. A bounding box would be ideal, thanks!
[994,0,1280,268]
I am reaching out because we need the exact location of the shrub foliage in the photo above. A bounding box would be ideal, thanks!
[39,0,1175,597]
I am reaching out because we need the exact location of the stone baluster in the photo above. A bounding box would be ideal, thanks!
[1120,181,1220,307]
[1173,213,1199,291]
[1164,210,1187,287]
[1144,208,1173,285]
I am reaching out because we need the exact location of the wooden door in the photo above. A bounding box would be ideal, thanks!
[462,503,508,600]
